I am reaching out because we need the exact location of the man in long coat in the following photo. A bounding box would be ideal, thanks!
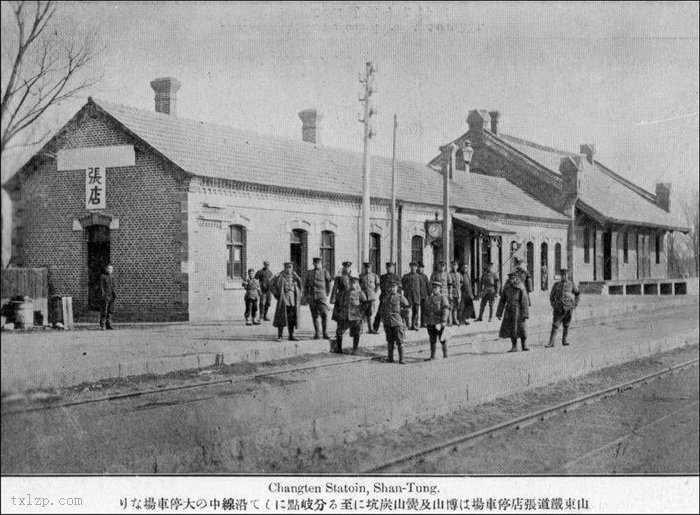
[331,260,352,322]
[304,257,332,339]
[359,261,380,334]
[254,261,275,321]
[545,267,580,348]
[271,262,302,341]
[448,261,462,326]
[496,271,530,352]
[333,271,367,354]
[417,262,430,328]
[459,262,475,324]
[514,257,533,306]
[99,264,117,330]
[372,262,401,333]
[401,261,422,330]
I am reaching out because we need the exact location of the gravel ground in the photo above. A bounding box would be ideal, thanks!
[292,343,699,473]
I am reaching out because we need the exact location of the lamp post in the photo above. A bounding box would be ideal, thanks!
[441,140,473,263]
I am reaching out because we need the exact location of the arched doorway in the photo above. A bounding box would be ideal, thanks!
[87,225,111,310]
[290,229,308,278]
[540,242,549,290]
[526,241,534,286]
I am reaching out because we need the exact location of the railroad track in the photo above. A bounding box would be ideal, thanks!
[364,357,699,473]
[1,307,696,417]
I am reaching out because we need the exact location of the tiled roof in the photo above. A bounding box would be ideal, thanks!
[453,213,516,235]
[91,99,569,222]
[497,134,686,230]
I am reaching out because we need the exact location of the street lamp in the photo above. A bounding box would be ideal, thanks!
[441,139,474,263]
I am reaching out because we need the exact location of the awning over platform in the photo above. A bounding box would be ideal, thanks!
[453,213,516,236]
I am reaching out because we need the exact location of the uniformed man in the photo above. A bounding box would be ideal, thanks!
[331,260,352,333]
[242,268,262,325]
[476,261,499,322]
[448,261,462,326]
[545,267,580,348]
[270,262,302,341]
[514,257,533,306]
[304,257,332,339]
[333,271,368,354]
[254,261,274,321]
[459,262,475,325]
[401,261,423,330]
[417,262,430,327]
[359,261,380,334]
[379,279,410,364]
[99,264,117,330]
[423,280,451,360]
[372,262,401,333]
[430,260,449,296]
[496,271,530,352]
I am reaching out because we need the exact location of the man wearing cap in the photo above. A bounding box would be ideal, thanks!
[401,261,423,330]
[545,267,580,348]
[379,279,410,364]
[459,262,475,324]
[417,262,430,328]
[372,262,401,333]
[424,280,451,360]
[430,260,449,297]
[448,261,462,326]
[255,261,274,321]
[304,257,332,339]
[331,261,352,329]
[333,271,368,354]
[270,262,302,341]
[496,271,530,352]
[476,261,500,322]
[359,261,380,334]
[514,257,533,306]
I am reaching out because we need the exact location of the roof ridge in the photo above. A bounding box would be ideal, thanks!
[498,133,576,157]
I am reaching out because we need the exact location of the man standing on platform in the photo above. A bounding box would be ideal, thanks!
[430,260,449,296]
[514,257,533,306]
[448,261,462,326]
[401,261,422,330]
[459,262,475,325]
[373,262,400,333]
[379,279,410,364]
[333,271,367,354]
[545,267,580,348]
[359,261,380,334]
[476,261,499,322]
[99,264,117,330]
[496,271,530,352]
[271,262,302,342]
[417,262,430,328]
[255,261,274,321]
[423,280,450,360]
[331,260,352,333]
[304,257,332,339]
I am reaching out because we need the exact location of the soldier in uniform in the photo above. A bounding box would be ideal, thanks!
[476,261,499,322]
[331,261,352,335]
[333,271,367,354]
[379,279,410,364]
[271,262,302,341]
[254,261,274,321]
[448,261,462,326]
[514,257,533,306]
[545,267,580,348]
[430,260,449,296]
[401,261,423,330]
[242,268,262,325]
[304,257,332,339]
[496,271,530,352]
[99,264,117,330]
[423,280,451,360]
[359,261,380,334]
[459,262,475,325]
[372,262,401,333]
[417,262,430,328]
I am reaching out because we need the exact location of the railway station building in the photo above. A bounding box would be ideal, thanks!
[3,78,687,322]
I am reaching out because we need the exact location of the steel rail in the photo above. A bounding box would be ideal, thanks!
[1,307,696,416]
[363,358,699,473]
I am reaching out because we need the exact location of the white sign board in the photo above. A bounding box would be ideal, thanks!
[85,167,106,209]
[57,145,135,171]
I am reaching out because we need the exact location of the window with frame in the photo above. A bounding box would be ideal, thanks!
[555,243,562,275]
[369,233,381,276]
[226,225,245,279]
[655,234,661,264]
[583,227,590,263]
[411,235,424,266]
[320,231,335,273]
[623,231,629,263]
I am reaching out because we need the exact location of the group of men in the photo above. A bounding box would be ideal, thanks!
[240,253,581,361]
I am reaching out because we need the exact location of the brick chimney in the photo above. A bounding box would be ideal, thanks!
[580,143,596,164]
[655,183,671,212]
[150,77,181,116]
[466,110,491,143]
[298,109,320,144]
[488,111,500,134]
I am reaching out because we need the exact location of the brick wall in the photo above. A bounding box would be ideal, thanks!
[13,107,187,322]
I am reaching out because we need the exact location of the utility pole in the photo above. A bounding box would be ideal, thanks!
[359,62,377,263]
[390,114,398,265]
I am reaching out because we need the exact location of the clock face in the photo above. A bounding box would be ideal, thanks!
[428,223,443,238]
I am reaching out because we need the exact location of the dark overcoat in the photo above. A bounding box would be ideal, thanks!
[460,271,476,319]
[401,272,423,304]
[330,274,351,322]
[271,271,302,328]
[496,279,529,339]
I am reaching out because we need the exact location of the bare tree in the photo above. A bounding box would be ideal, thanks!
[1,1,102,156]
[682,191,699,277]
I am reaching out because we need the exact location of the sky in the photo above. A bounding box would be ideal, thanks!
[2,1,698,211]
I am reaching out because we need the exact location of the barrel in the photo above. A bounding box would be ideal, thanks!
[12,297,34,329]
